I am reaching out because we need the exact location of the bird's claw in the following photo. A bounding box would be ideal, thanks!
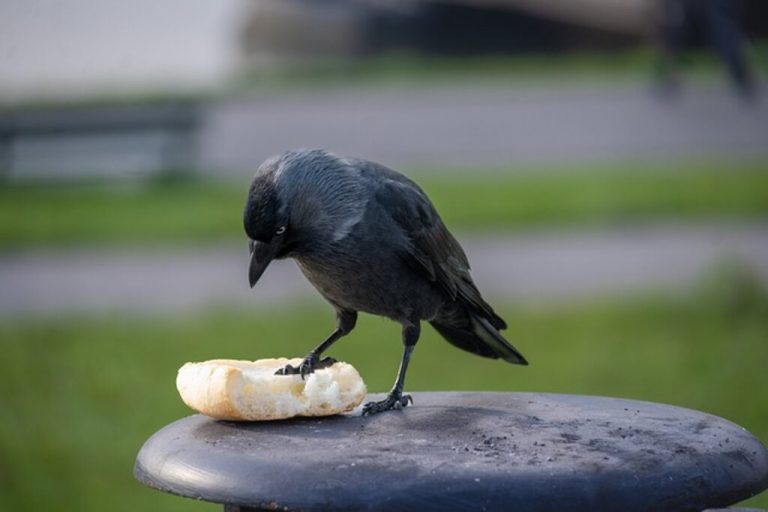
[274,364,297,376]
[274,356,337,380]
[362,393,413,416]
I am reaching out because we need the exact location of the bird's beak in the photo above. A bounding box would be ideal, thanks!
[248,239,279,288]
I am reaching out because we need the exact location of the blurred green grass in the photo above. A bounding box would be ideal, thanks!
[1,269,766,511]
[2,158,767,249]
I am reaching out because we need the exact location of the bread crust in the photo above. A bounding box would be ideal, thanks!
[176,358,367,421]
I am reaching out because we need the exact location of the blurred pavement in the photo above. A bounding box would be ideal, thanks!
[202,82,768,174]
[3,222,767,317]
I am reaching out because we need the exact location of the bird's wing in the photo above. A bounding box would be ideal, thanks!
[374,178,507,330]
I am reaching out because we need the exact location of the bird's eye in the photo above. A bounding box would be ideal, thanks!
[275,226,286,236]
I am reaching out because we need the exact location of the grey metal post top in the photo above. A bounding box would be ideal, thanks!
[134,392,768,512]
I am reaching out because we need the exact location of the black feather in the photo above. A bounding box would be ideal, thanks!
[372,170,507,330]
[244,176,281,242]
[431,305,527,365]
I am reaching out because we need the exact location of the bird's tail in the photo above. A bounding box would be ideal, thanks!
[430,314,528,365]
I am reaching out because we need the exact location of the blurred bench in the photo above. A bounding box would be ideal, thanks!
[0,101,200,180]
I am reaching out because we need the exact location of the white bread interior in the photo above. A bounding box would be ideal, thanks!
[176,358,367,421]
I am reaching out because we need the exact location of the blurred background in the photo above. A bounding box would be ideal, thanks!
[1,0,767,510]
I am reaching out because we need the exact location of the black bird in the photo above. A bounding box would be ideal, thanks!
[244,149,527,415]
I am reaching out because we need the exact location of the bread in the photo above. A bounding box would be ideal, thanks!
[176,358,367,421]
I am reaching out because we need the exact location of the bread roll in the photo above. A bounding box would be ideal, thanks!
[176,358,367,421]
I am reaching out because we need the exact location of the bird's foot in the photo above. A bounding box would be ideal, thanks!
[362,392,413,416]
[274,355,337,380]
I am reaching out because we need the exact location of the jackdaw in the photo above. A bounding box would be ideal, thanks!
[244,149,527,415]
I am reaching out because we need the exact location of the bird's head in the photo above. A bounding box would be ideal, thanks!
[244,149,367,288]
[243,158,291,288]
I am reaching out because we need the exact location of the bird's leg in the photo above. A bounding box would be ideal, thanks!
[362,322,419,415]
[275,310,357,379]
